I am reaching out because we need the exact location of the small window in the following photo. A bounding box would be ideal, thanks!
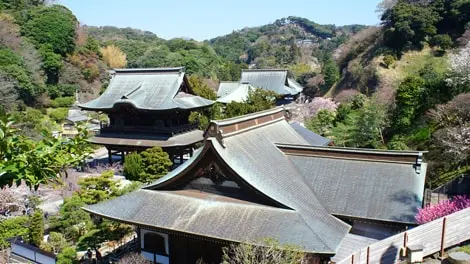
[143,232,166,255]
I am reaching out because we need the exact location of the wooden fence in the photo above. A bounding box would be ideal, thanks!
[335,207,470,264]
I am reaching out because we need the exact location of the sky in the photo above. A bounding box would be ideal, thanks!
[59,0,382,41]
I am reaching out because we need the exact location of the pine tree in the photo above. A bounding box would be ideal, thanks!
[30,209,44,247]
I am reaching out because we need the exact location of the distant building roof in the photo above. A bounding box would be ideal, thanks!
[289,122,331,146]
[79,67,213,111]
[217,82,255,104]
[217,82,240,98]
[240,69,303,96]
[66,108,88,123]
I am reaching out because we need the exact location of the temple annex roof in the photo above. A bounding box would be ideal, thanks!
[84,107,427,254]
[240,69,303,96]
[79,67,213,111]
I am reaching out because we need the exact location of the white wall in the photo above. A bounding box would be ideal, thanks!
[11,243,56,264]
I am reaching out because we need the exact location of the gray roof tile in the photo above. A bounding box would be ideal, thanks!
[79,68,213,111]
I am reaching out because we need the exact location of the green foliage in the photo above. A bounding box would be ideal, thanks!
[48,195,92,242]
[30,209,44,247]
[123,152,144,181]
[0,216,30,248]
[305,109,336,136]
[46,84,77,99]
[51,96,74,108]
[323,56,340,87]
[383,55,396,68]
[430,34,453,50]
[0,48,38,102]
[39,45,63,83]
[387,135,409,150]
[188,75,217,100]
[139,147,172,183]
[77,171,119,205]
[48,107,68,122]
[382,0,440,52]
[224,89,277,118]
[56,247,78,264]
[0,116,92,188]
[393,75,425,130]
[22,5,77,56]
[43,232,67,253]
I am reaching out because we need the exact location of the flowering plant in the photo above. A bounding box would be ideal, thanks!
[416,195,470,224]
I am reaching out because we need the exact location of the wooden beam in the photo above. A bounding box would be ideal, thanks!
[440,217,447,257]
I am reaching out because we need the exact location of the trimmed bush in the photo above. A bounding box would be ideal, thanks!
[51,96,74,108]
[123,152,144,181]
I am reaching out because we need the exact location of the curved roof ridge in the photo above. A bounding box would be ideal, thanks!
[211,106,284,126]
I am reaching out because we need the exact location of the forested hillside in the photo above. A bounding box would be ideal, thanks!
[1,0,469,187]
[303,0,470,186]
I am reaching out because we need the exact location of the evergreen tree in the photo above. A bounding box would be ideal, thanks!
[123,152,144,181]
[323,57,340,87]
[30,209,44,247]
[139,147,172,183]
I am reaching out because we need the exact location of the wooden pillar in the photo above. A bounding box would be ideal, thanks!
[108,148,113,165]
[190,148,194,157]
[351,254,354,264]
[180,154,184,164]
[121,151,125,163]
[440,217,447,257]
[366,246,370,264]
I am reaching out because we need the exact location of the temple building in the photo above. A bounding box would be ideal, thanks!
[84,107,427,264]
[79,67,213,163]
[216,69,304,104]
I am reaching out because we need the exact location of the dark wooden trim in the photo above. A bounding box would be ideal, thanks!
[279,146,419,164]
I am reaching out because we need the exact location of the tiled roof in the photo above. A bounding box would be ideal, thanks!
[290,122,331,146]
[278,144,426,224]
[217,83,255,103]
[240,69,303,95]
[84,189,333,253]
[79,67,213,111]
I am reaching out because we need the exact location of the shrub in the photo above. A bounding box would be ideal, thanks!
[139,147,172,183]
[82,64,100,82]
[123,152,144,181]
[56,247,78,264]
[48,107,68,122]
[416,195,470,224]
[383,55,395,68]
[51,96,74,108]
[0,216,30,248]
[430,34,453,51]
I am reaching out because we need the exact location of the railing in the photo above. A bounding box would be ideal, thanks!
[100,123,198,136]
[334,207,470,264]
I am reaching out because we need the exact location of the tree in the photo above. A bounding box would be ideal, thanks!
[393,75,425,130]
[446,42,470,94]
[323,57,340,87]
[222,238,309,264]
[305,109,336,136]
[430,34,453,51]
[42,232,67,253]
[139,147,172,183]
[0,71,18,111]
[22,5,77,56]
[56,247,78,264]
[188,75,217,100]
[0,216,30,248]
[382,0,441,51]
[123,152,144,181]
[30,209,44,247]
[77,171,119,205]
[0,116,93,189]
[100,45,127,68]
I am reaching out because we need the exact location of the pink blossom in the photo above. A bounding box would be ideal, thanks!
[415,195,470,224]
